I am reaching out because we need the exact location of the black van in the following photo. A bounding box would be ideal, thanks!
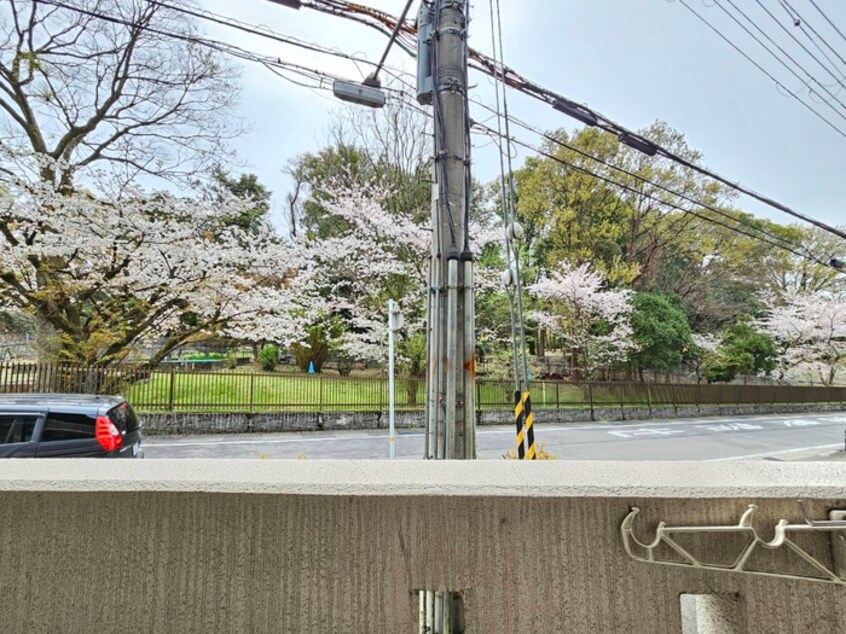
[0,394,144,458]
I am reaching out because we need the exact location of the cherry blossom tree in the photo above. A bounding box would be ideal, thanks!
[302,181,429,374]
[528,262,637,379]
[759,292,846,386]
[0,173,314,364]
[302,180,500,377]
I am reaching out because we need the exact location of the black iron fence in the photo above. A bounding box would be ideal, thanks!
[1,362,844,414]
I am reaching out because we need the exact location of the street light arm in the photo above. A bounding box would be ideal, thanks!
[267,0,301,9]
[367,0,415,86]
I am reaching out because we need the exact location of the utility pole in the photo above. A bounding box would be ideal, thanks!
[421,0,474,462]
[418,0,472,631]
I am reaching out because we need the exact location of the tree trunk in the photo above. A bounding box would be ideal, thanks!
[537,327,546,358]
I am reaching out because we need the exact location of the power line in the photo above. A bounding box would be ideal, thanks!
[305,0,418,57]
[675,0,846,137]
[287,0,846,241]
[778,0,846,70]
[36,0,418,103]
[140,0,416,90]
[37,0,332,83]
[474,121,836,269]
[40,0,846,244]
[715,0,846,107]
[751,0,846,86]
[808,0,846,47]
[471,98,819,261]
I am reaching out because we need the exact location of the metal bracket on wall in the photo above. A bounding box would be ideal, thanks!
[621,501,846,587]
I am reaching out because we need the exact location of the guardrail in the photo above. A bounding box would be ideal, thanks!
[1,362,844,414]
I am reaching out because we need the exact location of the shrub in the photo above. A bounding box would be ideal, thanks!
[336,355,355,377]
[258,344,280,372]
[226,351,239,369]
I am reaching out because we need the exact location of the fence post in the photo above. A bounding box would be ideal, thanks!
[671,383,679,414]
[587,382,594,421]
[556,382,560,410]
[619,383,625,421]
[249,372,255,413]
[476,380,482,413]
[645,383,653,418]
[168,369,175,413]
[319,374,325,413]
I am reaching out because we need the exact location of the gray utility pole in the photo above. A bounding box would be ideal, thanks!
[421,0,475,463]
[418,1,472,631]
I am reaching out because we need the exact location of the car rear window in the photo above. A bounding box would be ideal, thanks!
[108,402,139,433]
[42,413,96,442]
[0,415,37,444]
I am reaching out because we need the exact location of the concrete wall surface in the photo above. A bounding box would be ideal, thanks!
[0,460,844,633]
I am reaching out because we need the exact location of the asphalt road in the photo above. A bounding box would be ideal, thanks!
[142,412,846,461]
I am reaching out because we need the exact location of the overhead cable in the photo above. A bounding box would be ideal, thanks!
[808,0,846,46]
[750,0,846,88]
[777,0,846,69]
[714,0,846,110]
[474,121,837,270]
[471,98,821,262]
[36,0,416,103]
[675,0,846,138]
[304,0,846,240]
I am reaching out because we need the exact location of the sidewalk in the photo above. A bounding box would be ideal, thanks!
[791,447,846,462]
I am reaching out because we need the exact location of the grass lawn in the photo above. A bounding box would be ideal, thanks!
[127,370,420,412]
[125,370,604,412]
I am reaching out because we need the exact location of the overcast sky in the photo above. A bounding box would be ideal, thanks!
[198,0,846,238]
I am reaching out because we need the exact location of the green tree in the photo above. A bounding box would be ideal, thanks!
[628,292,692,380]
[652,212,795,332]
[705,318,778,383]
[515,127,635,283]
[211,169,272,233]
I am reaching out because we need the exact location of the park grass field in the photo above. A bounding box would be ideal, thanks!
[123,368,602,412]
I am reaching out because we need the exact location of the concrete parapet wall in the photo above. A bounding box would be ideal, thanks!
[0,460,845,633]
[142,402,846,435]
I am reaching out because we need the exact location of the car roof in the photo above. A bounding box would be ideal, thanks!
[0,393,125,415]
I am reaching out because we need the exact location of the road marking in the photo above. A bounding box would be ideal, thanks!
[607,428,686,438]
[695,423,764,432]
[706,443,842,461]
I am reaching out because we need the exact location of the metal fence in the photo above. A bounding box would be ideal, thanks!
[1,362,845,414]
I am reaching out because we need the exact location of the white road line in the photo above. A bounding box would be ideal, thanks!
[706,444,842,461]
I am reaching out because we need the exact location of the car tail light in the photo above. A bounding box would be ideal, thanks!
[95,415,123,452]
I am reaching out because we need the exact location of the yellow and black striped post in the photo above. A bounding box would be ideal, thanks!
[513,390,526,459]
[523,391,536,460]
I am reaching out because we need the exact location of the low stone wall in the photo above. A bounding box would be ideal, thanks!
[0,460,844,633]
[141,402,846,435]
